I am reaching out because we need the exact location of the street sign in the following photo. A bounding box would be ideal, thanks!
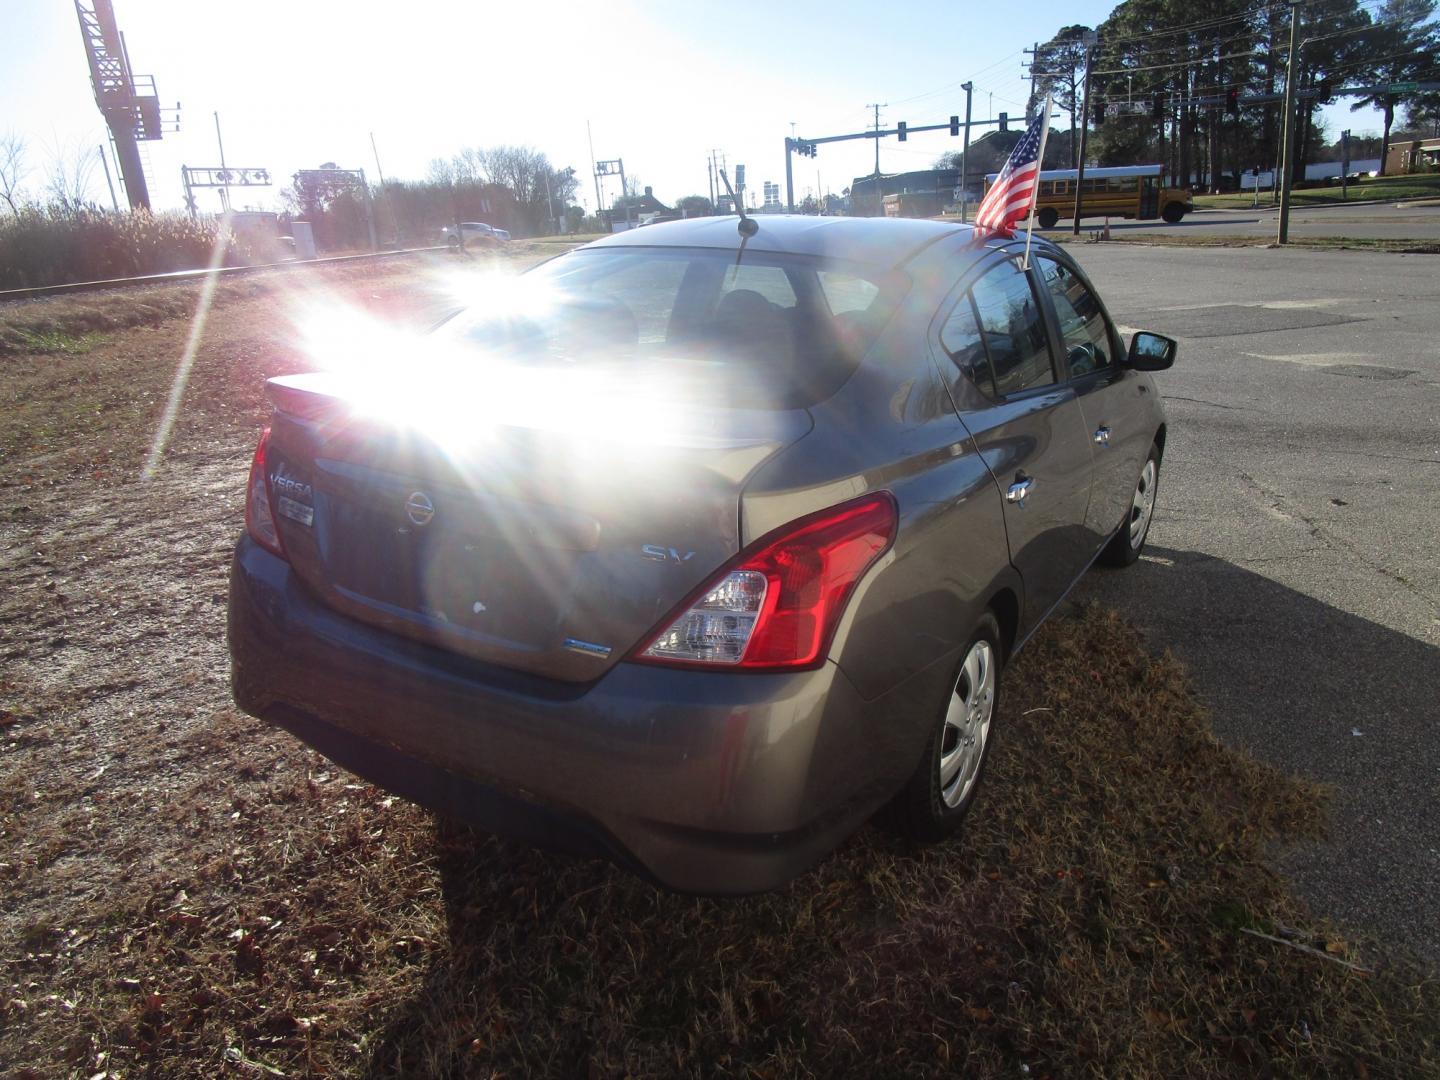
[1389,82,1420,93]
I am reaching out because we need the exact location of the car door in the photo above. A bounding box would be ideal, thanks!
[935,252,1095,635]
[1032,253,1152,551]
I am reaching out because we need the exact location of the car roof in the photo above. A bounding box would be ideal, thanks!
[584,214,994,270]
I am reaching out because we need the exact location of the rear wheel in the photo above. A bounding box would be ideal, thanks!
[1037,207,1060,229]
[1100,443,1160,567]
[890,613,1002,841]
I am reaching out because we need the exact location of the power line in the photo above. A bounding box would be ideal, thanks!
[1091,49,1267,78]
[889,50,1028,107]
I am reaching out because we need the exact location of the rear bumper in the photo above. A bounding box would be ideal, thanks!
[227,535,892,894]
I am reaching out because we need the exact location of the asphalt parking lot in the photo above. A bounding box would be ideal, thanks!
[1069,242,1440,966]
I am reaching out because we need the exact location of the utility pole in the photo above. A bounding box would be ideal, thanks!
[1340,128,1350,201]
[1071,30,1098,235]
[866,102,886,176]
[214,111,229,212]
[619,158,631,228]
[1025,42,1040,115]
[370,132,393,245]
[960,82,974,222]
[1277,0,1302,245]
[97,143,118,210]
[587,120,602,224]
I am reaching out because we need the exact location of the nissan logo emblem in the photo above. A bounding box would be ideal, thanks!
[405,491,435,527]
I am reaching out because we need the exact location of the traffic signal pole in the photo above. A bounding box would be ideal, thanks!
[785,145,794,214]
[960,82,973,222]
[784,110,1011,215]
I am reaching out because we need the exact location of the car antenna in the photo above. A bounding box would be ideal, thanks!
[718,168,758,239]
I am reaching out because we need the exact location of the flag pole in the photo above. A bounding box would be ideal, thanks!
[1022,94,1052,272]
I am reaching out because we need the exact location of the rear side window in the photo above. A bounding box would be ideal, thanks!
[939,295,994,398]
[970,261,1055,397]
[442,248,908,409]
[587,256,689,344]
[818,270,881,315]
[718,264,797,309]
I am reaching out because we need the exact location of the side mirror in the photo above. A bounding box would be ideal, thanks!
[1127,331,1177,371]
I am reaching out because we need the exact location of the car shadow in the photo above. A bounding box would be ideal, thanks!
[353,542,1438,1075]
[1074,542,1440,969]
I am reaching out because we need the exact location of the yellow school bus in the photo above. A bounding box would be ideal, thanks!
[985,164,1193,228]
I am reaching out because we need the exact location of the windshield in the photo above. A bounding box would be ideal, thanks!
[441,247,908,409]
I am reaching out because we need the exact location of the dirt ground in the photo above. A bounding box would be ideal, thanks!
[1,252,1436,1079]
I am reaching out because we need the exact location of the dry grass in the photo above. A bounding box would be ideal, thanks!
[1,259,1437,1079]
[1192,173,1440,210]
[0,207,256,292]
[1053,233,1440,254]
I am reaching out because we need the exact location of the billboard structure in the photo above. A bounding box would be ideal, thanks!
[74,0,177,210]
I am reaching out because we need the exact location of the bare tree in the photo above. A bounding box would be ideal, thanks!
[0,131,29,215]
[427,156,456,187]
[452,147,485,185]
[45,139,100,210]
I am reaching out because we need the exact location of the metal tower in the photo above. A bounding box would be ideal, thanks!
[74,0,167,210]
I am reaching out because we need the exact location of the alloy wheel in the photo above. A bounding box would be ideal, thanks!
[939,639,996,809]
[1129,458,1157,549]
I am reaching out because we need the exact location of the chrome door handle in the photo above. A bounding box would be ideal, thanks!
[1093,426,1111,446]
[1006,477,1033,507]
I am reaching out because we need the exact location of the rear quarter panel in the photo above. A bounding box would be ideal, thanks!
[739,253,1016,795]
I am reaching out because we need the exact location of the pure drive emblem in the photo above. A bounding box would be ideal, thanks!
[405,491,435,527]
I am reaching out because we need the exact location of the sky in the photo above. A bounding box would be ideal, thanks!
[3,0,1387,216]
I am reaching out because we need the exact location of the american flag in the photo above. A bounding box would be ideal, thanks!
[974,109,1048,233]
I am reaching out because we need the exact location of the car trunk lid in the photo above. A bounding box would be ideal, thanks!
[262,370,810,683]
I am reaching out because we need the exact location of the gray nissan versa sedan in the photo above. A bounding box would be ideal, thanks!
[228,214,1175,893]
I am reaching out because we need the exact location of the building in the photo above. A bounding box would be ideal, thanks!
[762,181,780,209]
[608,186,672,231]
[849,169,963,218]
[1385,137,1440,175]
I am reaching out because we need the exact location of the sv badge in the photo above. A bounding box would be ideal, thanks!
[641,545,696,565]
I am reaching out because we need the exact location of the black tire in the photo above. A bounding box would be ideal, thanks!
[1161,202,1185,223]
[1100,442,1161,567]
[1037,207,1060,229]
[889,612,1003,842]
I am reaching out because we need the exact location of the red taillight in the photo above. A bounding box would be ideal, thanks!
[635,492,897,671]
[245,428,286,559]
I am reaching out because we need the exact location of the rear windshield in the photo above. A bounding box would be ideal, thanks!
[441,246,908,408]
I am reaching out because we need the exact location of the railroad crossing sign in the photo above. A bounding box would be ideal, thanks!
[183,166,271,187]
[181,165,272,215]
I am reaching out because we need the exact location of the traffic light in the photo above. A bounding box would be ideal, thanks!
[950,114,960,136]
[1226,88,1239,117]
[897,121,907,142]
[999,111,1008,132]
[1318,78,1333,101]
[1093,100,1104,127]
[1152,94,1164,120]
